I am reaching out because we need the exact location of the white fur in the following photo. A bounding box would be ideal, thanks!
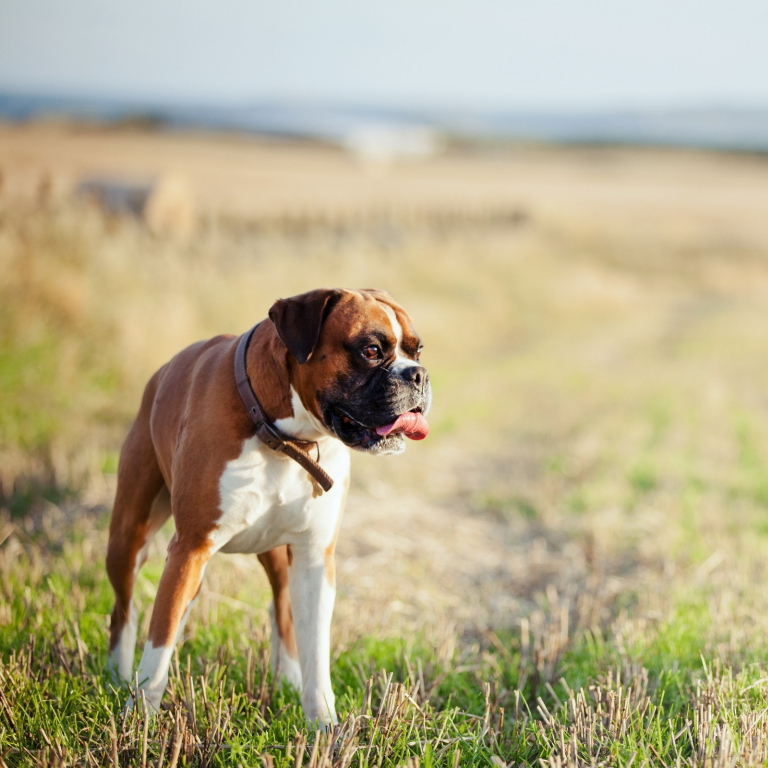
[380,304,405,355]
[134,641,175,711]
[381,304,419,375]
[214,436,349,554]
[109,600,138,681]
[380,303,433,415]
[289,549,337,725]
[274,386,333,442]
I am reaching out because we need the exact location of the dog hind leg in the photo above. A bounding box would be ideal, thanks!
[258,546,302,691]
[106,412,167,682]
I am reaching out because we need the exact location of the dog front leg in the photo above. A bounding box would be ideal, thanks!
[132,535,211,711]
[289,545,337,727]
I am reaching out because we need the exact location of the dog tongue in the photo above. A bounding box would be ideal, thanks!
[375,412,429,440]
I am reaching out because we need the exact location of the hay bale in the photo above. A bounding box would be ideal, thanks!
[143,173,197,239]
[76,177,150,216]
[75,172,198,239]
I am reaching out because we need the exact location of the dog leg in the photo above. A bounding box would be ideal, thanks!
[107,416,167,681]
[289,545,337,727]
[258,546,302,691]
[133,534,211,711]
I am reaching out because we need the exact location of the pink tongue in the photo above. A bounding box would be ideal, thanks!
[375,411,429,440]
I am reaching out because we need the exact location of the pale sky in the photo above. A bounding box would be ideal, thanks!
[1,0,767,111]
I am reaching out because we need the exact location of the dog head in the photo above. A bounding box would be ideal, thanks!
[269,288,431,454]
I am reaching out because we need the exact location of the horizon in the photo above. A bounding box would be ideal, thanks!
[3,87,768,116]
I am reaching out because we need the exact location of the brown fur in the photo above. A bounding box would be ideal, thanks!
[107,323,297,652]
[288,290,422,424]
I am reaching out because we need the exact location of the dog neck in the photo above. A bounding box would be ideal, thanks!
[245,322,330,443]
[244,322,293,422]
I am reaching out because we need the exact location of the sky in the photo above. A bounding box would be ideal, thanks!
[1,0,767,112]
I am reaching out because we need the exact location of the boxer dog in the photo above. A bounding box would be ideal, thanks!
[106,288,430,726]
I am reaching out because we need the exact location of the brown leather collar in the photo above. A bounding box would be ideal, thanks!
[234,323,334,494]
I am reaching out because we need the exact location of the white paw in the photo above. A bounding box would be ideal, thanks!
[302,691,337,728]
[276,645,303,691]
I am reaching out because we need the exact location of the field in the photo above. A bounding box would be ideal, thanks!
[2,123,768,766]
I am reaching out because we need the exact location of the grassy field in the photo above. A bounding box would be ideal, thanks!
[2,125,768,766]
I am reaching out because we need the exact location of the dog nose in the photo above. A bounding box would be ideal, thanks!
[401,365,427,388]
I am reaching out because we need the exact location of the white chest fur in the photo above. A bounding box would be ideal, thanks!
[214,436,350,555]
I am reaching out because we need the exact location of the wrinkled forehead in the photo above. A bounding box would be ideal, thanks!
[323,290,420,348]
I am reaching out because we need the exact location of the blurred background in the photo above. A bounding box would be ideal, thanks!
[2,0,768,636]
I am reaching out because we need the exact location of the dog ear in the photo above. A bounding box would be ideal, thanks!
[269,289,342,364]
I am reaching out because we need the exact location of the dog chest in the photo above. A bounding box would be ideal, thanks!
[214,436,348,554]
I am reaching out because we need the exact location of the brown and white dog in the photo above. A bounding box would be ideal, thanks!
[106,288,431,725]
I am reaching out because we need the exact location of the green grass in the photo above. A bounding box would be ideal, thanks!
[3,508,768,767]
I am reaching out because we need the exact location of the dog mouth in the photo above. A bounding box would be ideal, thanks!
[328,405,429,451]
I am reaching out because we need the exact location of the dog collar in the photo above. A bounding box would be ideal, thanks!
[234,323,334,494]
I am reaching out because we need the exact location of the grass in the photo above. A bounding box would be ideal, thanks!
[4,507,768,766]
[3,131,768,764]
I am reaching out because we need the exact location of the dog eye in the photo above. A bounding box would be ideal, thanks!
[361,345,381,360]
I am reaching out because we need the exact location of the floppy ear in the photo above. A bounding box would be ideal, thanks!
[268,289,342,364]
